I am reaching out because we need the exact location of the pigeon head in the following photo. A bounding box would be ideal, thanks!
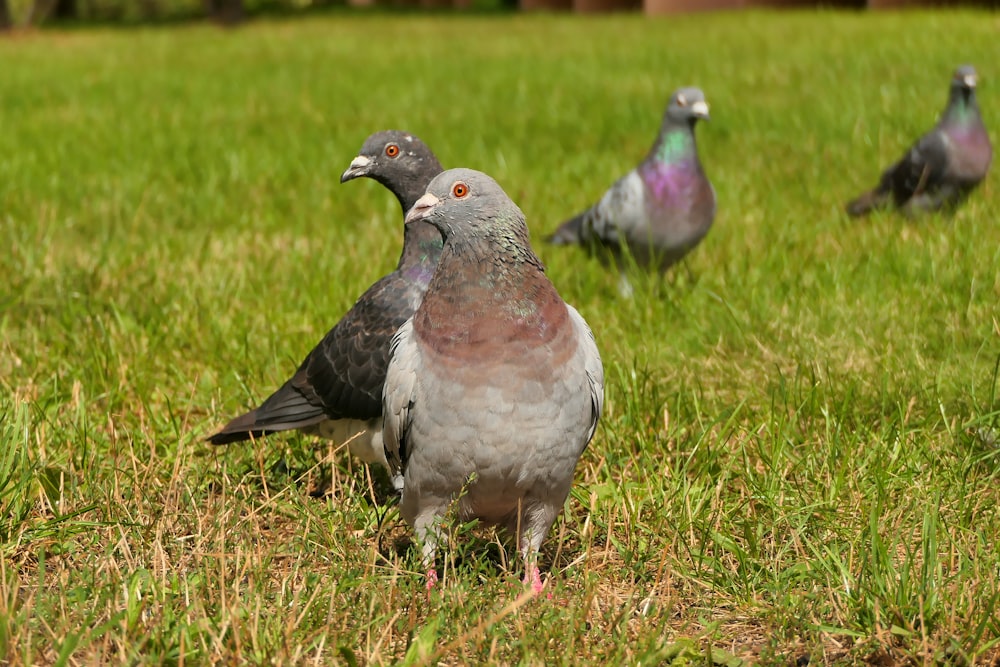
[648,87,711,167]
[952,65,978,92]
[341,130,444,212]
[943,65,983,124]
[665,87,710,125]
[404,168,526,243]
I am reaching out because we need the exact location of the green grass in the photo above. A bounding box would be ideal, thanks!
[2,9,1000,665]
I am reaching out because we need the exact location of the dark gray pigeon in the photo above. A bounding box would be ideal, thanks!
[847,65,992,217]
[384,168,604,592]
[547,87,716,295]
[208,130,444,490]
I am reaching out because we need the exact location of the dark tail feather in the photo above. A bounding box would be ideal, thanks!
[206,408,318,445]
[846,189,890,218]
[207,404,328,444]
[207,409,266,445]
[546,214,585,245]
[208,377,331,445]
[207,430,264,445]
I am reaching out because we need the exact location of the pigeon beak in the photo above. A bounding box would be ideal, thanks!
[340,155,372,183]
[405,192,440,225]
[691,100,710,120]
[963,74,977,88]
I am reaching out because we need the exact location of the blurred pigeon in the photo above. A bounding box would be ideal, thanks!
[547,87,716,295]
[208,131,444,490]
[847,65,992,217]
[383,168,604,592]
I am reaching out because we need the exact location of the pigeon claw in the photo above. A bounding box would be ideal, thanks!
[522,564,546,596]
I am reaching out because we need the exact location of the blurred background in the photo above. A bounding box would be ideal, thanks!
[3,0,999,29]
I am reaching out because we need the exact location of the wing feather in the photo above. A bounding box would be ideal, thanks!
[567,305,604,448]
[382,318,420,475]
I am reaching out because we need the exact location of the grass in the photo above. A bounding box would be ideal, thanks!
[2,8,1000,665]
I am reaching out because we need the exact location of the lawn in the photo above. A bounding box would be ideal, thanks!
[2,8,999,665]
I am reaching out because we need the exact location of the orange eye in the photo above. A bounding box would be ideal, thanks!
[676,94,687,107]
[452,182,469,198]
[385,144,400,158]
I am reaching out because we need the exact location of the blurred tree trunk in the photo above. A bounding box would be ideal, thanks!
[204,0,244,24]
[139,0,160,20]
[53,0,76,18]
[29,0,77,23]
[0,0,11,30]
[28,0,49,22]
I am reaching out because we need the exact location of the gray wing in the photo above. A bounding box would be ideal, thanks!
[582,169,648,246]
[885,130,951,206]
[382,318,420,476]
[567,304,604,447]
[846,129,951,218]
[548,170,647,248]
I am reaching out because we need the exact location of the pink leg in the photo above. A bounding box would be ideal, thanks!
[425,568,438,592]
[522,563,545,595]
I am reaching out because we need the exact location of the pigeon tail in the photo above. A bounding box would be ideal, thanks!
[845,188,891,218]
[207,409,269,445]
[207,424,262,445]
[546,213,586,245]
[207,414,325,445]
[207,388,327,444]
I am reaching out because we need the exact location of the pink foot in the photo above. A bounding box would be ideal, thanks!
[425,568,438,593]
[522,564,545,596]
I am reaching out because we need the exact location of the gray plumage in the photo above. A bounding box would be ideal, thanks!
[383,168,604,591]
[547,87,716,293]
[847,65,992,217]
[208,131,444,490]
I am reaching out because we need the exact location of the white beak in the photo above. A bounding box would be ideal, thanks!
[405,192,440,225]
[691,100,710,119]
[340,155,372,182]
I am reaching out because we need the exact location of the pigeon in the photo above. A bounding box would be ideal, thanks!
[846,65,992,217]
[383,168,605,592]
[547,87,716,295]
[208,131,444,490]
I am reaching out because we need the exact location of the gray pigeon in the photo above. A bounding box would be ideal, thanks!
[208,131,444,490]
[547,87,716,295]
[383,168,605,592]
[847,65,992,217]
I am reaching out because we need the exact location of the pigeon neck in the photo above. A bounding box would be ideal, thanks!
[394,180,434,214]
[435,223,546,287]
[380,161,444,215]
[415,221,560,352]
[650,123,696,166]
[943,89,981,128]
[397,220,443,279]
